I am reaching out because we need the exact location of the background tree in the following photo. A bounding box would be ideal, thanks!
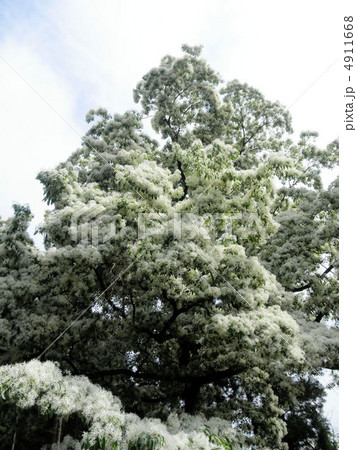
[0,45,338,449]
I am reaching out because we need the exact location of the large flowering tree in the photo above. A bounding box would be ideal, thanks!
[0,46,338,449]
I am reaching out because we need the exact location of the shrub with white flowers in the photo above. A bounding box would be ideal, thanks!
[0,360,240,449]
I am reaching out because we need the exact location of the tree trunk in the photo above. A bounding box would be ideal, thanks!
[11,409,19,450]
[183,381,200,414]
[57,416,63,447]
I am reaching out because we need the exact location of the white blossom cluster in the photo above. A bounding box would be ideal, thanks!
[0,360,241,449]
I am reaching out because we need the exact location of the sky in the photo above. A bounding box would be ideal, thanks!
[0,0,349,438]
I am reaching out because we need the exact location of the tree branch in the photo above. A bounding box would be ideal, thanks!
[290,264,334,293]
[164,116,180,142]
[177,159,188,201]
[87,365,244,385]
[136,294,209,344]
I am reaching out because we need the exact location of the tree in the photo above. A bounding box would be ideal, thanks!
[0,45,338,449]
